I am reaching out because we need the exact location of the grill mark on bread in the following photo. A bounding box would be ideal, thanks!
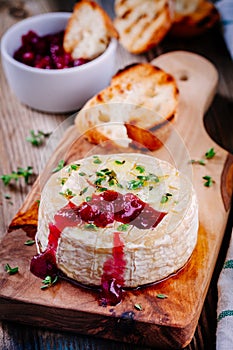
[114,0,172,54]
[124,13,149,34]
[121,9,132,19]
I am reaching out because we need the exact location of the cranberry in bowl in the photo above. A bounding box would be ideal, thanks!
[1,12,117,113]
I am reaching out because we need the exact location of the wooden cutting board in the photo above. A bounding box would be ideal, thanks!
[0,51,233,349]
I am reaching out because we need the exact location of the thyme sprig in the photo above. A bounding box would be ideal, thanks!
[1,166,34,186]
[26,130,51,147]
[41,275,58,290]
[5,263,18,275]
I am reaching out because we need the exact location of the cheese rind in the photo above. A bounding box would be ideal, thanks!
[36,153,198,288]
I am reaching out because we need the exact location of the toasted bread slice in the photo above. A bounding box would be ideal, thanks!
[171,0,220,37]
[75,63,178,151]
[113,0,173,54]
[63,0,118,60]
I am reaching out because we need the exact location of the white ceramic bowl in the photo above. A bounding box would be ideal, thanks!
[1,12,117,113]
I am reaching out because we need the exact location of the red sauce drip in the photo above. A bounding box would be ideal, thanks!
[30,190,167,304]
[99,232,126,306]
[30,202,81,279]
[30,246,58,279]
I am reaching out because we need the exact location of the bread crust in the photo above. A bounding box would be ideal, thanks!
[114,0,173,54]
[63,0,118,59]
[171,0,220,37]
[75,63,178,151]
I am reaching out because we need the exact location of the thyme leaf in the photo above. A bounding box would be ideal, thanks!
[1,166,33,186]
[84,223,98,231]
[203,175,214,187]
[93,156,102,164]
[26,130,51,147]
[41,275,58,289]
[117,224,130,232]
[190,159,206,166]
[5,263,18,275]
[160,193,172,204]
[135,165,145,173]
[59,188,76,199]
[156,293,167,299]
[52,160,65,173]
[205,147,216,159]
[127,179,144,190]
[24,239,35,246]
[134,303,143,311]
[79,187,88,196]
[115,160,125,165]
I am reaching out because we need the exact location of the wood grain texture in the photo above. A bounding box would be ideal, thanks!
[0,1,233,350]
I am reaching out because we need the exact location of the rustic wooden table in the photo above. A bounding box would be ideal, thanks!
[0,1,233,349]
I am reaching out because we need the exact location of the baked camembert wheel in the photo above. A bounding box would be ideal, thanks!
[31,153,198,305]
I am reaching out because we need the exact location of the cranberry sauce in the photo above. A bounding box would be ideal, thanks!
[56,190,167,229]
[13,30,88,69]
[30,190,167,305]
[100,232,126,306]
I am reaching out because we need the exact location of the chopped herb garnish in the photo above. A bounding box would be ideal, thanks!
[41,275,58,290]
[134,303,143,311]
[79,172,86,176]
[109,179,116,186]
[1,166,34,186]
[93,156,102,164]
[190,159,206,166]
[26,130,51,147]
[84,223,98,231]
[160,193,172,204]
[95,177,105,186]
[149,186,153,191]
[59,188,76,199]
[67,164,80,172]
[127,179,144,190]
[205,147,216,159]
[36,199,40,206]
[137,175,149,181]
[86,196,92,202]
[115,160,125,165]
[24,239,35,246]
[100,168,109,173]
[117,224,130,232]
[79,187,88,196]
[156,293,167,299]
[5,263,18,275]
[135,165,145,173]
[203,175,214,187]
[4,194,11,200]
[148,173,159,183]
[97,187,108,192]
[137,173,159,183]
[96,171,105,177]
[105,169,117,177]
[52,160,64,173]
[60,177,68,185]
